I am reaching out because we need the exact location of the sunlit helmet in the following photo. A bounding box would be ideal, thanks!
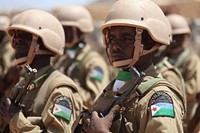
[53,5,94,48]
[7,9,65,66]
[0,16,10,31]
[101,0,171,68]
[53,5,93,33]
[167,14,191,35]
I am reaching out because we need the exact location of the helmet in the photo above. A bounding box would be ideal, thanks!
[167,14,191,35]
[53,5,94,33]
[0,16,10,31]
[101,0,171,68]
[7,9,65,66]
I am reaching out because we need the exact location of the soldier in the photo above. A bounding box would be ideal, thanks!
[76,0,185,132]
[0,15,14,76]
[166,14,200,125]
[0,15,19,98]
[0,9,82,133]
[52,5,110,108]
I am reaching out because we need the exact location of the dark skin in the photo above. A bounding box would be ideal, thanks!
[107,26,154,72]
[63,26,83,49]
[0,30,51,124]
[84,26,155,133]
[13,30,51,70]
[0,31,6,44]
[166,34,186,59]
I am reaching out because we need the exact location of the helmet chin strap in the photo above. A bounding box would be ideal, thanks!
[112,28,160,69]
[112,28,144,69]
[16,36,52,67]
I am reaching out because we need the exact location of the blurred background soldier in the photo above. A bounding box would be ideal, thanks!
[52,5,110,108]
[0,9,83,133]
[166,14,200,127]
[0,15,13,76]
[0,15,20,98]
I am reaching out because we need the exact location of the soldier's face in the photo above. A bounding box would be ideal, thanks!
[171,34,186,49]
[107,26,135,62]
[12,30,32,59]
[63,26,74,43]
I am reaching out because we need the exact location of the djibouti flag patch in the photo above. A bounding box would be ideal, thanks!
[149,91,175,118]
[52,96,73,121]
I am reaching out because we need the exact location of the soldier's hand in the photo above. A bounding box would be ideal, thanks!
[84,105,120,133]
[0,98,22,124]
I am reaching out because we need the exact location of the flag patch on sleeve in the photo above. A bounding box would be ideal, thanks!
[52,96,73,121]
[89,67,103,81]
[149,91,175,118]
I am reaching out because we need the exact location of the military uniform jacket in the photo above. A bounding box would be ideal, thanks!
[171,49,200,101]
[54,44,109,108]
[94,64,185,133]
[156,57,186,111]
[8,65,83,133]
[169,48,200,122]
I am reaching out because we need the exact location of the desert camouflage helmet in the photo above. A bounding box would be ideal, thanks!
[167,14,191,35]
[7,9,65,66]
[0,15,10,31]
[53,5,94,33]
[101,0,171,68]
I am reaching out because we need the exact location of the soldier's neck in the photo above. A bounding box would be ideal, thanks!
[29,55,51,70]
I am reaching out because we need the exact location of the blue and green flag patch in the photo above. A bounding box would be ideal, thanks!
[149,91,175,118]
[90,67,103,81]
[52,96,73,121]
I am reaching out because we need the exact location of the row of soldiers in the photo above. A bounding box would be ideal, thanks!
[0,0,200,132]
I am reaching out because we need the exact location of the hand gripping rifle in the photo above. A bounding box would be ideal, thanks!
[74,66,145,132]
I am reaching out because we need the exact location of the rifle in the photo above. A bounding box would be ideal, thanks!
[0,64,37,133]
[74,66,145,132]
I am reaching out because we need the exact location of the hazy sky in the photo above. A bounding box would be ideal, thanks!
[0,0,96,11]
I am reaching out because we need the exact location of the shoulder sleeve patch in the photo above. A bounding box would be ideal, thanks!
[149,91,175,118]
[52,96,73,121]
[89,67,103,81]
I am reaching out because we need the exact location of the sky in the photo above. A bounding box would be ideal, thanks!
[0,0,96,11]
